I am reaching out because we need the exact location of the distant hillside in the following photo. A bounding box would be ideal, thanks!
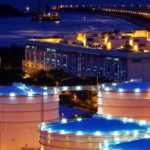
[0,4,23,17]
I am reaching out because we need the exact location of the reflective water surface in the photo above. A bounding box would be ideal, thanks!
[0,12,140,46]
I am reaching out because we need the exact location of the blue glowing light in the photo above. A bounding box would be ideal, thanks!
[43,117,149,136]
[0,83,53,96]
[108,81,150,92]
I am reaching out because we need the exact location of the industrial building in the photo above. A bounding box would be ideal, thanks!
[24,40,150,82]
[0,83,59,150]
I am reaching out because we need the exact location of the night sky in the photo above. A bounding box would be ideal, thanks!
[0,0,150,10]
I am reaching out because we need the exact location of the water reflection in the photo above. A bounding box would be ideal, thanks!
[0,12,140,46]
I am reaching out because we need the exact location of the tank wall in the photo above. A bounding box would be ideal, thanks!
[2,101,58,112]
[40,132,113,142]
[0,94,59,150]
[40,132,113,150]
[0,108,59,122]
[39,131,136,150]
[1,122,41,150]
[98,90,150,120]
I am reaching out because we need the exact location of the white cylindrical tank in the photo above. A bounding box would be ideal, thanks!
[39,117,149,150]
[98,81,150,121]
[0,83,59,150]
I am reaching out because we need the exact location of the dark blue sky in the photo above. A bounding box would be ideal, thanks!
[0,0,150,10]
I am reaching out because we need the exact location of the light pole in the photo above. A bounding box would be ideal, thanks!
[0,129,1,150]
[0,102,3,150]
[41,94,44,123]
[11,139,16,150]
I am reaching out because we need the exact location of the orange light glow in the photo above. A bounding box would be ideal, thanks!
[29,38,62,43]
[104,37,108,44]
[129,39,133,46]
[88,143,92,147]
[83,39,86,47]
[133,45,138,51]
[107,42,111,50]
[77,33,83,41]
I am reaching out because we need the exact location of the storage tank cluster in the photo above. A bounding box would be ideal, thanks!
[39,116,150,150]
[2,80,150,150]
[0,83,59,150]
[98,80,150,121]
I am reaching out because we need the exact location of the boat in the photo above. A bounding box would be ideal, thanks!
[32,11,60,22]
[32,1,61,22]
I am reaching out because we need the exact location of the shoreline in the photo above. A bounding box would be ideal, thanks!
[59,8,148,28]
[98,11,148,28]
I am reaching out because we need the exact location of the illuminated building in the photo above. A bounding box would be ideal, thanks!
[121,30,150,52]
[122,30,150,39]
[76,32,100,47]
[39,116,150,150]
[0,83,59,150]
[32,32,101,48]
[98,80,150,121]
[129,36,150,52]
[30,38,62,43]
[105,35,128,50]
[24,41,150,82]
[29,30,150,52]
[104,30,150,51]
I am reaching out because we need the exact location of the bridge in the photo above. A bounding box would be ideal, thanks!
[52,4,150,27]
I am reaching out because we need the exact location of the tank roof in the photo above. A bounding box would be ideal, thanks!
[104,80,150,92]
[43,117,150,135]
[110,138,150,150]
[0,83,53,96]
